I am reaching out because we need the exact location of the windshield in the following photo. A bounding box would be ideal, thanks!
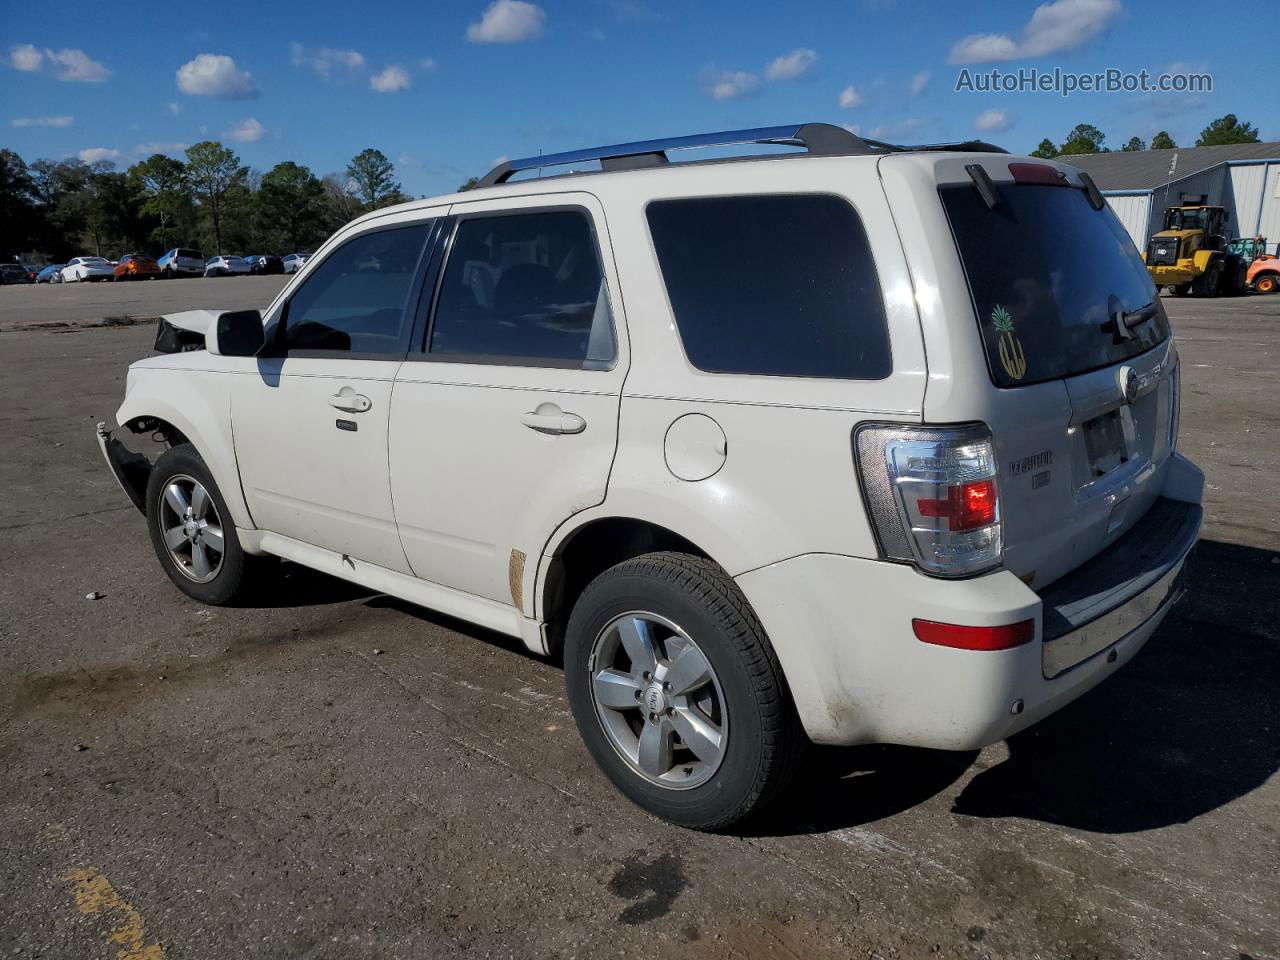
[1163,207,1208,230]
[940,183,1168,387]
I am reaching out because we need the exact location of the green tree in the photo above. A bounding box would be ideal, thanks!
[1151,131,1177,150]
[1060,123,1106,155]
[0,149,39,257]
[1195,114,1260,146]
[258,162,326,252]
[185,141,247,254]
[128,154,192,252]
[457,176,480,192]
[1121,136,1146,152]
[1029,138,1058,159]
[345,148,402,210]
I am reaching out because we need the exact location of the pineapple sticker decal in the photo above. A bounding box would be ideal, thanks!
[990,304,1027,381]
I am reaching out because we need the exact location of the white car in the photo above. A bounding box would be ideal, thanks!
[98,123,1203,830]
[204,256,251,277]
[282,253,311,274]
[61,257,116,282]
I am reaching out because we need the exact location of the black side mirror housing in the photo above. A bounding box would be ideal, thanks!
[209,310,265,357]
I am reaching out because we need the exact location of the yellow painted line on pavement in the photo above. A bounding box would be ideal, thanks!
[65,867,165,960]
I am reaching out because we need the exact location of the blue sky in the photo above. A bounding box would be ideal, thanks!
[3,0,1276,197]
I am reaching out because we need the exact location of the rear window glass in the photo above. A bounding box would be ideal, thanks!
[940,183,1168,387]
[646,194,891,379]
[178,249,202,259]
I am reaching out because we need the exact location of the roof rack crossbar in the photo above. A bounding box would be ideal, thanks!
[477,122,886,187]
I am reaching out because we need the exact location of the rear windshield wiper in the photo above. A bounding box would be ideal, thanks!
[965,164,1003,210]
[1107,301,1159,340]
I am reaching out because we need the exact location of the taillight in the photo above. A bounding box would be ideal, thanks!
[855,423,1003,577]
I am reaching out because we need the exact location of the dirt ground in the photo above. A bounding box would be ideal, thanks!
[0,282,1276,960]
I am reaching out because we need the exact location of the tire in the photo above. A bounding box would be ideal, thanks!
[564,551,805,830]
[145,443,251,605]
[1192,261,1221,298]
[1257,273,1279,294]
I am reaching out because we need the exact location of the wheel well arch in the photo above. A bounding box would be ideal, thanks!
[123,414,190,448]
[539,516,711,656]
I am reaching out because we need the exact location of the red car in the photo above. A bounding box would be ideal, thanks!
[114,254,161,281]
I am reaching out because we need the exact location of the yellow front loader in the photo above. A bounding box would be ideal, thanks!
[1143,205,1246,297]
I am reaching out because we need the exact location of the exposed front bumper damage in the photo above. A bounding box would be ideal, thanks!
[96,422,150,513]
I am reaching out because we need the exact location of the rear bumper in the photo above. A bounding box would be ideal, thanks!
[736,454,1204,749]
[1148,264,1197,285]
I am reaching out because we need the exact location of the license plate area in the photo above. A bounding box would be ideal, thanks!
[1082,409,1129,478]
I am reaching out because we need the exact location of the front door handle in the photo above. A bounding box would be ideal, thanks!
[521,402,586,435]
[329,386,372,413]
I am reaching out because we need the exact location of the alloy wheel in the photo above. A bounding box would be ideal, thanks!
[588,611,728,790]
[157,474,225,583]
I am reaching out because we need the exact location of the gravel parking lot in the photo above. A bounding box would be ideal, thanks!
[0,282,1277,959]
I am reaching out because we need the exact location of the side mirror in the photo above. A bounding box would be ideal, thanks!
[207,309,265,356]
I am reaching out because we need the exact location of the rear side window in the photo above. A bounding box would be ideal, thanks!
[646,194,892,379]
[940,183,1167,387]
[281,223,430,356]
[429,209,616,368]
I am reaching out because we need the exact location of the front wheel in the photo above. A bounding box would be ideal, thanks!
[146,444,253,605]
[1257,273,1279,294]
[564,552,804,830]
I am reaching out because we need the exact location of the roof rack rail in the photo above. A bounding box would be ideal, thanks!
[478,123,886,187]
[475,124,1008,187]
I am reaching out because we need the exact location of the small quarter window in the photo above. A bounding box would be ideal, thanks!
[646,194,891,379]
[281,223,430,357]
[429,209,616,368]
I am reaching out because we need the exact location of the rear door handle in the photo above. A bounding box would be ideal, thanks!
[521,402,586,435]
[329,386,372,413]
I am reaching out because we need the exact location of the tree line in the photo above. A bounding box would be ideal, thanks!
[1029,113,1262,158]
[1,143,412,262]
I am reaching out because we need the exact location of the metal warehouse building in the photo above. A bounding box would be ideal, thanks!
[1061,141,1280,253]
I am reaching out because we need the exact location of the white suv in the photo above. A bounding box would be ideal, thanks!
[98,123,1203,830]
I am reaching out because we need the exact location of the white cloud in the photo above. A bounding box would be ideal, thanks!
[11,115,73,128]
[135,141,189,156]
[289,43,365,80]
[766,48,817,81]
[167,102,182,115]
[838,84,863,109]
[948,0,1121,64]
[79,147,121,164]
[974,109,1013,133]
[176,54,258,99]
[7,44,110,81]
[47,48,111,82]
[700,65,760,100]
[418,57,438,72]
[467,0,546,44]
[370,65,411,92]
[909,71,929,97]
[8,44,43,71]
[494,154,510,165]
[868,118,925,140]
[225,117,264,142]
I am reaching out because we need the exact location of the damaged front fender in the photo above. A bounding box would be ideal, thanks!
[96,422,150,513]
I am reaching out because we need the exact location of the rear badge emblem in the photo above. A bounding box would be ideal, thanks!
[990,304,1027,381]
[1118,365,1139,405]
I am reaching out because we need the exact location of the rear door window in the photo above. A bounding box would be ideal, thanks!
[646,194,892,379]
[428,209,616,368]
[940,183,1168,387]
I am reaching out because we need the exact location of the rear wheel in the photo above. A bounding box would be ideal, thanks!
[1256,273,1279,294]
[564,552,805,830]
[146,444,252,605]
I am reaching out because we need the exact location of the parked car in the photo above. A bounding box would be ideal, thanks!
[157,248,206,278]
[22,262,40,281]
[97,123,1203,830]
[0,263,33,284]
[204,255,251,277]
[244,255,284,275]
[60,257,116,282]
[281,253,311,274]
[114,254,161,281]
[36,264,65,283]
